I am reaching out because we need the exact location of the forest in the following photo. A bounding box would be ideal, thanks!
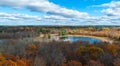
[0,26,120,66]
[0,40,120,66]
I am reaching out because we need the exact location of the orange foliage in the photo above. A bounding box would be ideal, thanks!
[3,54,17,61]
[26,44,37,55]
[16,59,28,66]
[0,60,17,66]
[113,58,120,66]
[85,60,104,66]
[0,53,29,66]
[62,60,82,66]
[107,44,119,56]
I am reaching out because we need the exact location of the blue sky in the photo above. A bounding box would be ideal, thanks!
[0,0,120,26]
[49,0,113,16]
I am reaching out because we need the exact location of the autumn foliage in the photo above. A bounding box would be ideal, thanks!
[62,60,82,66]
[0,40,120,66]
[107,44,119,56]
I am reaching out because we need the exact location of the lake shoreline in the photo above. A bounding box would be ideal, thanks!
[59,35,113,43]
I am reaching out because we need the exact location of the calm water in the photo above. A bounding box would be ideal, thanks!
[63,37,102,44]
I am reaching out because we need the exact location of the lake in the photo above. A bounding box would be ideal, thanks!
[62,37,102,44]
[0,37,102,44]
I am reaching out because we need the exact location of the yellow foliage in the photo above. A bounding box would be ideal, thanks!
[77,46,88,53]
[27,44,37,50]
[0,54,6,61]
[88,46,104,58]
[77,46,104,58]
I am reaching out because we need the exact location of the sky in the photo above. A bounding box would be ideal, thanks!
[0,0,120,26]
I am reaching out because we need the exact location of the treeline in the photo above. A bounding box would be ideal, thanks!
[0,27,37,39]
[0,31,37,39]
[68,27,120,41]
[0,40,120,66]
[0,26,120,39]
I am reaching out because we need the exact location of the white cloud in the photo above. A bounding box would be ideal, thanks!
[43,15,67,20]
[101,1,120,16]
[0,12,42,22]
[87,1,120,25]
[1,12,120,26]
[92,1,120,16]
[0,0,89,18]
[100,1,120,8]
[102,8,120,16]
[0,0,120,25]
